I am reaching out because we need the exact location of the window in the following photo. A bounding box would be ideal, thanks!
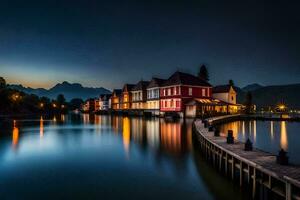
[202,89,206,97]
[176,100,180,108]
[168,88,171,96]
[231,96,234,101]
[174,87,177,95]
[165,101,167,107]
[163,89,166,96]
[189,88,193,96]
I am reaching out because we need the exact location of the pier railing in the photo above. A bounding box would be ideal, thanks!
[193,116,300,200]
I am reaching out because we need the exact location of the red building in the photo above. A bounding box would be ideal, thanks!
[159,71,212,115]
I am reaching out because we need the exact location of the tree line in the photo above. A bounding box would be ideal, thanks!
[0,77,83,115]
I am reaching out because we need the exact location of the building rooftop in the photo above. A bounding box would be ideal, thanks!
[112,89,122,96]
[213,85,236,93]
[147,77,166,89]
[162,71,211,87]
[122,84,135,92]
[132,80,150,91]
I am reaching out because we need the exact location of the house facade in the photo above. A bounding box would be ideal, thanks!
[131,81,149,109]
[212,85,241,113]
[212,85,237,104]
[99,94,112,111]
[185,85,242,117]
[146,78,165,113]
[159,71,212,116]
[111,89,122,110]
[82,98,96,113]
[121,84,135,110]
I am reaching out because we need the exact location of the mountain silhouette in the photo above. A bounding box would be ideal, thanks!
[8,81,111,101]
[237,83,300,109]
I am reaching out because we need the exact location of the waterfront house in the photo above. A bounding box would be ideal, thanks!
[160,71,212,117]
[212,85,242,113]
[121,84,135,110]
[146,77,166,115]
[82,98,96,113]
[111,89,122,110]
[131,80,150,109]
[94,98,100,111]
[185,85,242,117]
[99,94,112,111]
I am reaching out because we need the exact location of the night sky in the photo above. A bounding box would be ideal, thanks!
[0,0,299,90]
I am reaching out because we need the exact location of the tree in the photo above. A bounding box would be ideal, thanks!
[244,91,254,114]
[198,64,209,82]
[69,98,84,110]
[229,79,234,86]
[0,77,6,89]
[56,94,66,105]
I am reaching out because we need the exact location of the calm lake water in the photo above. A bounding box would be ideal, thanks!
[0,114,248,200]
[219,120,300,165]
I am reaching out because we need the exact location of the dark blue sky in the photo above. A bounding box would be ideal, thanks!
[0,0,299,89]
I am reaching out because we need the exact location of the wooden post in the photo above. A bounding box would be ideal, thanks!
[286,182,291,200]
[240,161,243,186]
[247,165,250,184]
[252,168,256,199]
[225,153,228,176]
[219,151,222,172]
[231,157,235,180]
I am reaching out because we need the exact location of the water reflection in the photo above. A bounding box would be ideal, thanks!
[280,121,288,150]
[270,121,274,139]
[0,114,249,200]
[220,120,300,164]
[40,116,44,138]
[12,120,19,149]
[122,117,131,156]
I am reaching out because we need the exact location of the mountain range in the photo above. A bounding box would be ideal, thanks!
[8,81,111,101]
[237,83,300,109]
[7,81,300,109]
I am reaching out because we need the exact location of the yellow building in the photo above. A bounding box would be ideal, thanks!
[146,78,165,114]
[131,81,149,109]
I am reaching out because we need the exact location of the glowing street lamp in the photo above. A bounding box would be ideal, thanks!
[52,103,57,108]
[12,93,20,101]
[277,104,286,112]
[40,103,44,108]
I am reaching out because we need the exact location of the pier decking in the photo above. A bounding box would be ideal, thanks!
[194,117,300,200]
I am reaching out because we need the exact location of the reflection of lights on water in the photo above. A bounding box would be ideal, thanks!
[83,114,90,124]
[242,121,245,136]
[270,121,274,139]
[12,120,19,149]
[280,121,288,150]
[160,121,182,154]
[61,115,65,122]
[53,116,57,122]
[249,121,252,136]
[122,117,130,156]
[40,116,44,138]
[146,120,160,149]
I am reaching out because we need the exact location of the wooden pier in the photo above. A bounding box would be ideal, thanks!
[193,117,300,200]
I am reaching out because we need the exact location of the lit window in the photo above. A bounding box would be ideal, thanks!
[174,87,177,95]
[168,88,171,96]
[189,88,193,96]
[202,89,206,97]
